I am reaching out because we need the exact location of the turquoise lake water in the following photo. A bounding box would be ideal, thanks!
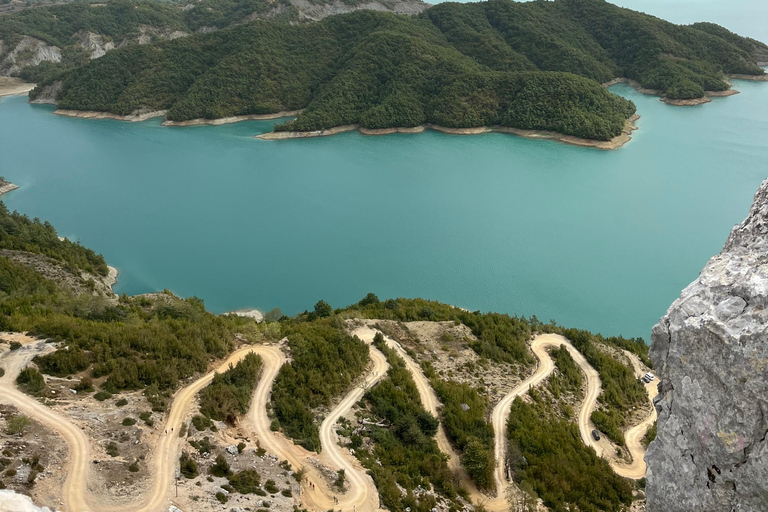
[1,79,767,340]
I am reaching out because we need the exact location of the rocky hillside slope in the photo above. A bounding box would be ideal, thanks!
[0,0,428,79]
[647,179,768,511]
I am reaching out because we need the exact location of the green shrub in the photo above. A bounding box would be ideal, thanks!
[191,415,211,432]
[209,454,231,478]
[106,442,119,457]
[643,421,657,448]
[9,341,21,351]
[94,391,112,401]
[228,469,261,494]
[179,452,198,479]
[215,492,227,504]
[264,479,279,493]
[17,367,45,395]
[116,398,128,407]
[6,415,31,435]
[122,418,136,426]
[507,398,633,512]
[128,462,139,472]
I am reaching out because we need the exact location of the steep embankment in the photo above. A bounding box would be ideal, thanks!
[647,178,768,512]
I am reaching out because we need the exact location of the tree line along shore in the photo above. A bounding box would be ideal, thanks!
[1,0,765,143]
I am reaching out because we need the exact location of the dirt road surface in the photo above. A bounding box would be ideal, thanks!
[244,337,387,512]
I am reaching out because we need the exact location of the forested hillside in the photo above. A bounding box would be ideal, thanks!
[17,0,765,139]
[0,0,426,82]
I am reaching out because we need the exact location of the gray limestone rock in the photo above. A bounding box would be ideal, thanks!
[647,178,768,512]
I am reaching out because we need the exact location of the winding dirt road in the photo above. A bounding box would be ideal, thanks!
[0,335,278,512]
[244,336,387,512]
[2,327,656,512]
[609,350,658,479]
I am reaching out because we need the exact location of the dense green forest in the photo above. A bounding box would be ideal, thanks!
[9,0,764,137]
[199,352,263,424]
[507,397,634,512]
[269,318,369,451]
[352,333,459,512]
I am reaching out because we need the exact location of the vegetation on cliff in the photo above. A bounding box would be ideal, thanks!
[0,202,107,276]
[269,318,370,451]
[507,397,634,512]
[352,333,459,512]
[199,352,263,423]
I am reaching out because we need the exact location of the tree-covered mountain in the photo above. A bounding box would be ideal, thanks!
[18,0,766,140]
[0,0,427,80]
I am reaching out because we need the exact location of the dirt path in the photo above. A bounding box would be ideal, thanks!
[2,330,656,512]
[0,334,274,512]
[244,337,387,512]
[351,327,476,492]
[609,351,658,479]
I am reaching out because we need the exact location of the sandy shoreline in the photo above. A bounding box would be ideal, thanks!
[162,110,302,126]
[0,182,19,196]
[53,109,167,122]
[727,73,768,81]
[0,77,35,98]
[256,114,640,150]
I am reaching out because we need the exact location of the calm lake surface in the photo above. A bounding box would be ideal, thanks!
[1,78,767,340]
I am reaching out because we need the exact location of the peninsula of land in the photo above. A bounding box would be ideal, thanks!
[4,0,764,144]
[257,114,640,150]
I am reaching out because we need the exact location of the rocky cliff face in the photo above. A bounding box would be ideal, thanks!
[647,179,768,512]
[0,36,61,76]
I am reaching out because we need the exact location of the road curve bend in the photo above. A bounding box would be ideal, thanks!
[0,335,277,512]
[244,335,387,512]
[609,351,658,479]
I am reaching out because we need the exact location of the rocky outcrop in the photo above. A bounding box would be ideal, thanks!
[0,36,61,76]
[135,25,188,45]
[73,30,116,59]
[29,80,62,105]
[647,178,768,512]
[250,0,428,23]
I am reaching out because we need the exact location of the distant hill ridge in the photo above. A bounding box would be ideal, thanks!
[3,0,767,141]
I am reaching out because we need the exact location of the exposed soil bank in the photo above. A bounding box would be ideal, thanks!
[0,77,34,97]
[53,109,167,122]
[161,110,301,126]
[0,182,19,196]
[256,114,640,150]
[727,73,768,81]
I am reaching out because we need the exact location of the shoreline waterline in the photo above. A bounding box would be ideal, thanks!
[0,78,35,98]
[0,182,19,196]
[255,114,641,150]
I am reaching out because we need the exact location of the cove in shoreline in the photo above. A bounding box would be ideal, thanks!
[256,114,641,150]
